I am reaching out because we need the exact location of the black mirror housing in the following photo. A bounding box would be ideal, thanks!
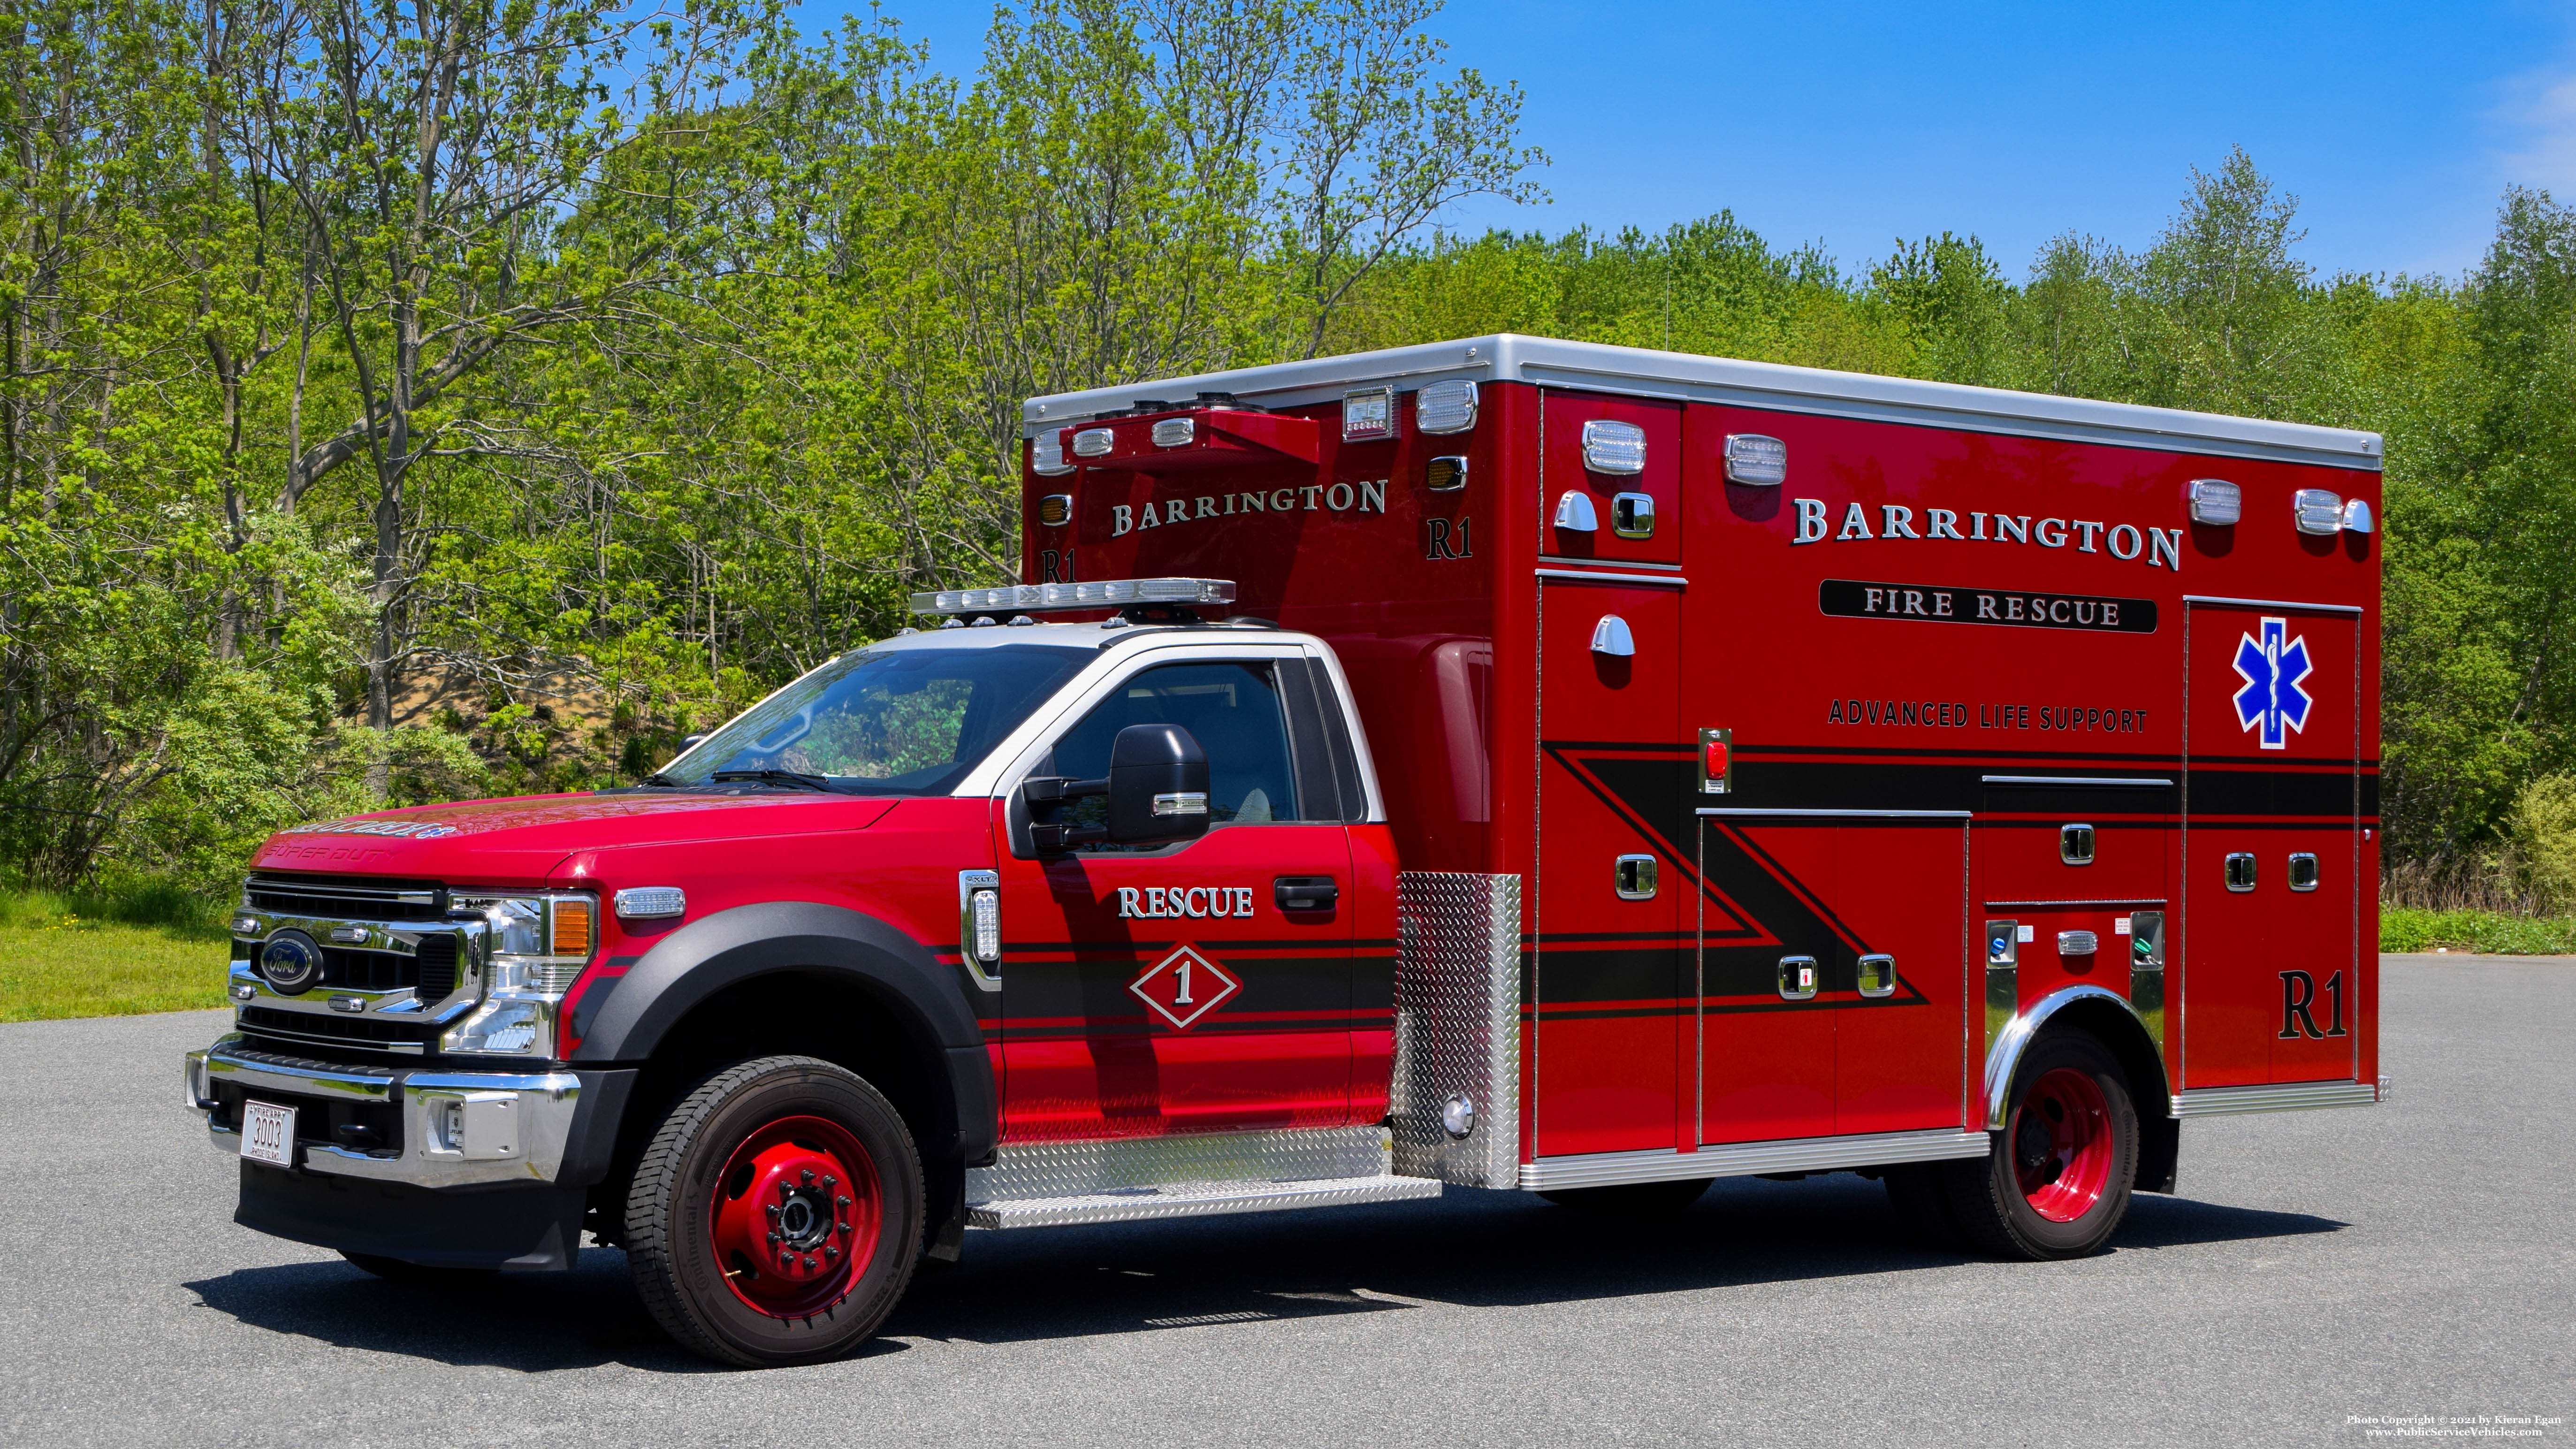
[1106,724,1210,845]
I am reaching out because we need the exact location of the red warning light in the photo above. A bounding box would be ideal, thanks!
[1700,729,1732,794]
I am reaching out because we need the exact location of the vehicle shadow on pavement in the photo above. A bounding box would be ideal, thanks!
[181,1175,2345,1365]
[890,1174,2348,1346]
[181,1255,904,1373]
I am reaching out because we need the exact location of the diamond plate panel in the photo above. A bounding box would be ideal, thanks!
[967,1124,1390,1205]
[968,1173,1440,1230]
[1389,870,1524,1188]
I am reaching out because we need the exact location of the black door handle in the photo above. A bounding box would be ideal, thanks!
[1274,876,1338,911]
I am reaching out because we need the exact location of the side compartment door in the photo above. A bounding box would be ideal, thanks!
[1695,814,1967,1143]
[1829,820,1969,1135]
[2181,603,2360,1088]
[994,653,1357,1140]
[1532,578,1687,1157]
[1975,775,2177,1117]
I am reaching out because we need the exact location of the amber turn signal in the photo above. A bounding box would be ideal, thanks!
[552,899,594,956]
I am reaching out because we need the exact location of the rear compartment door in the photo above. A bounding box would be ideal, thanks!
[1532,576,1687,1157]
[2180,601,2361,1088]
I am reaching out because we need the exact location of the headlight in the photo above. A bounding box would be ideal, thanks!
[443,892,594,1058]
[444,997,553,1055]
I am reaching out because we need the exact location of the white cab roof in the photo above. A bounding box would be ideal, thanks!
[1022,333,2382,472]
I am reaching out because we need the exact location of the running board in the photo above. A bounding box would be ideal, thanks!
[968,1173,1440,1229]
[2170,1078,2386,1118]
[965,1124,1440,1231]
[1518,1128,1990,1193]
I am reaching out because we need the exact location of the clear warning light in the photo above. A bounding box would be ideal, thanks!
[2188,478,2241,525]
[1723,433,1786,486]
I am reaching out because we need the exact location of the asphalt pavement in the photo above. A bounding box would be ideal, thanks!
[2,956,2568,1448]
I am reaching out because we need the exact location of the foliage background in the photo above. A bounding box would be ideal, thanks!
[7,0,2576,908]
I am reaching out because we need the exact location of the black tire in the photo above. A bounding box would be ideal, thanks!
[625,1055,923,1368]
[1942,1031,2138,1260]
[1539,1178,1714,1214]
[1881,1163,1959,1248]
[340,1251,499,1284]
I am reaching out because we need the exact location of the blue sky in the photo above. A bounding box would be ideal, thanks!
[808,0,2576,283]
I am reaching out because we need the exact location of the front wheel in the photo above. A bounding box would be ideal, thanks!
[625,1056,923,1368]
[1944,1031,2138,1260]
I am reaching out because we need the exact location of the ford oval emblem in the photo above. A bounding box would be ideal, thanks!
[258,929,324,995]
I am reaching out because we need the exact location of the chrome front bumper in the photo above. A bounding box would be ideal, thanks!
[185,1033,583,1189]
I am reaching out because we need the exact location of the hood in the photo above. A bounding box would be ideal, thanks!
[249,789,902,885]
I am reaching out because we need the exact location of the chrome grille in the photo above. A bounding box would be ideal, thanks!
[414,935,458,1001]
[240,1007,436,1051]
[245,872,447,921]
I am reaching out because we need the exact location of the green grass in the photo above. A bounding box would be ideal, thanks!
[2379,907,2576,955]
[0,880,232,1022]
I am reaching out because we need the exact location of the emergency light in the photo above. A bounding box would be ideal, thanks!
[2187,478,2241,526]
[910,577,1238,616]
[1032,429,1073,476]
[1416,379,1479,435]
[2293,488,2344,536]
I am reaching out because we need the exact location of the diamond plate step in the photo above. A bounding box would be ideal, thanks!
[968,1172,1440,1230]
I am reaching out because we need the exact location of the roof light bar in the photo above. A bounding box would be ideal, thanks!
[909,578,1238,616]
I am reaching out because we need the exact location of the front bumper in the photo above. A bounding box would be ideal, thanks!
[185,1033,625,1190]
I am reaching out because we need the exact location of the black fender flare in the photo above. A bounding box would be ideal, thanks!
[570,900,995,1163]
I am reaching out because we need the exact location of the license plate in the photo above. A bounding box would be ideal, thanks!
[240,1100,296,1167]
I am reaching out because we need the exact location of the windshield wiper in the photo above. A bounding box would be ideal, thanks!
[640,772,691,788]
[710,768,833,792]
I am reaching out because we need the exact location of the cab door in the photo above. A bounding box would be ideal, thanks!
[993,651,1360,1140]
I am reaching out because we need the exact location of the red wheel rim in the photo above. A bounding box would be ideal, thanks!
[2010,1067,2112,1223]
[707,1114,884,1318]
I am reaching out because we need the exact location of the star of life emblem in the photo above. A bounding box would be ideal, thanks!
[2231,616,2314,750]
[1128,945,1241,1030]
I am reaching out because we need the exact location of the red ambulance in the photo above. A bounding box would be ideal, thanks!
[187,335,2384,1366]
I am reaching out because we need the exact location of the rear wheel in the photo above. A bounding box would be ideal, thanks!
[625,1056,922,1367]
[1944,1031,2138,1259]
[1540,1178,1714,1214]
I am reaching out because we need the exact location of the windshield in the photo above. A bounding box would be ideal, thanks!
[658,643,1090,795]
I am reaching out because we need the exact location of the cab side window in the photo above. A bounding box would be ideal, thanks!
[1048,661,1301,824]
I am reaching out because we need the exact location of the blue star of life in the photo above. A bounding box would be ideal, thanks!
[2231,616,2314,749]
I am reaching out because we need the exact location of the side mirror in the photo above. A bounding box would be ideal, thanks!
[1106,723,1210,845]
